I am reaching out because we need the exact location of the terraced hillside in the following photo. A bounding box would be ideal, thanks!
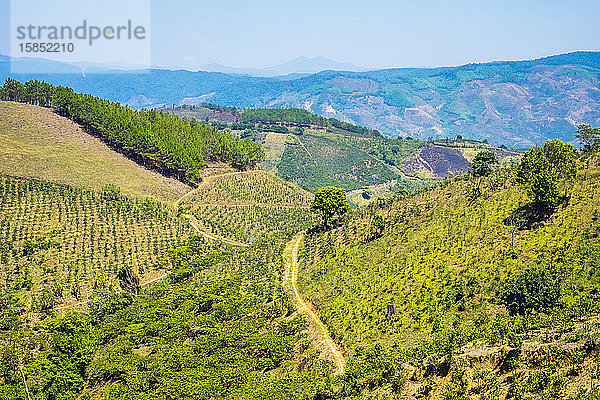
[180,170,314,243]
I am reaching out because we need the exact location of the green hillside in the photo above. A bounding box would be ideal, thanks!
[179,170,314,243]
[0,175,202,309]
[2,82,599,400]
[0,102,190,201]
[297,150,600,398]
[164,105,518,197]
[0,104,330,398]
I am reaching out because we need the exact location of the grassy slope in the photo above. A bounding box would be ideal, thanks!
[0,102,189,201]
[299,161,600,397]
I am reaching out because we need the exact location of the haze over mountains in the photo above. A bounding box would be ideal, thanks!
[200,56,369,77]
[2,51,599,147]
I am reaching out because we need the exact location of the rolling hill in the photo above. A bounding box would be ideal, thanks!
[2,51,599,147]
[296,151,600,398]
[0,102,189,201]
[163,104,521,198]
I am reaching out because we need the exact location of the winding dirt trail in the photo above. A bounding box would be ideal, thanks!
[56,172,250,311]
[174,171,253,247]
[283,232,346,375]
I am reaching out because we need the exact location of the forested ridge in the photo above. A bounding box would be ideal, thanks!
[0,79,265,184]
[238,107,379,136]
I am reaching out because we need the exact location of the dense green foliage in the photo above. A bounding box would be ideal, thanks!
[369,215,386,239]
[500,268,559,316]
[0,232,334,399]
[310,186,350,228]
[239,108,377,137]
[517,141,577,208]
[1,79,265,183]
[576,124,600,153]
[472,151,497,177]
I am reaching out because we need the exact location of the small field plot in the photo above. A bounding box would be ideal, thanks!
[182,171,314,243]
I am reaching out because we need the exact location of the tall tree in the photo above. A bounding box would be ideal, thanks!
[517,147,559,208]
[542,139,577,181]
[575,124,600,153]
[472,150,498,177]
[310,186,350,228]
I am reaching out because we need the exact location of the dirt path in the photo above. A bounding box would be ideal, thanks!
[185,215,249,247]
[283,232,346,375]
[56,172,251,311]
[173,170,253,207]
[296,136,318,165]
[174,171,254,247]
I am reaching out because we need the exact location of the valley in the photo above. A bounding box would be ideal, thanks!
[0,76,599,400]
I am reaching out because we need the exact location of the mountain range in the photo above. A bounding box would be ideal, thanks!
[2,51,599,147]
[200,56,368,77]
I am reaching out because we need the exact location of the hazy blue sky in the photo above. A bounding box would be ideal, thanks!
[2,0,599,70]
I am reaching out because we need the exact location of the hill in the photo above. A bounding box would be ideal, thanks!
[0,100,334,399]
[3,51,599,146]
[0,102,189,201]
[2,76,599,399]
[163,105,519,197]
[0,80,265,184]
[296,151,600,398]
[178,170,314,243]
[0,175,199,309]
[0,97,328,399]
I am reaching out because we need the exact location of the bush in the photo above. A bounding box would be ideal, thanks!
[370,215,386,239]
[500,269,559,315]
[101,184,122,200]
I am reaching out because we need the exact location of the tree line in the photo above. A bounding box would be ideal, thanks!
[0,78,265,184]
[239,107,380,137]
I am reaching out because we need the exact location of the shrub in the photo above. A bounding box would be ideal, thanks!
[370,215,386,239]
[101,184,122,200]
[472,150,497,177]
[500,269,559,315]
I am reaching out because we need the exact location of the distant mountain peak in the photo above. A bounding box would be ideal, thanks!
[199,56,368,77]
